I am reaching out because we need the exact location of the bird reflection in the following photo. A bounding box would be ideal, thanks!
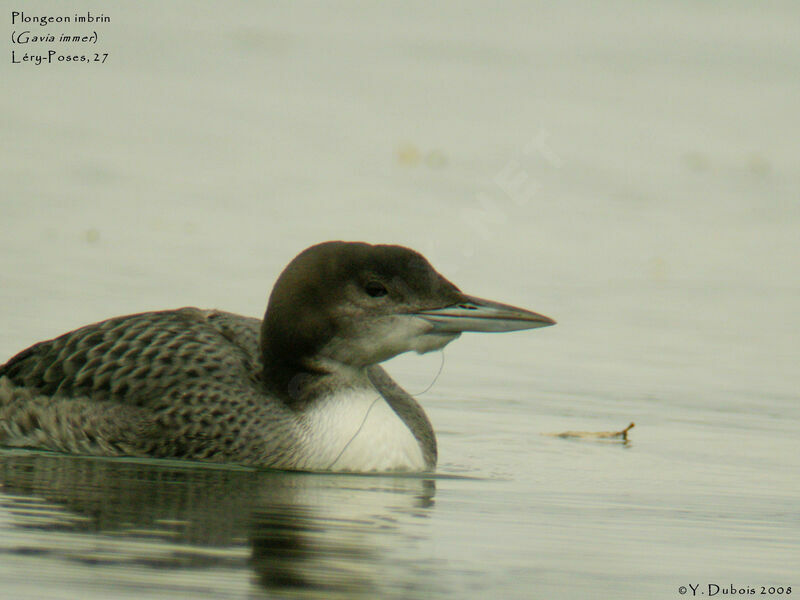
[0,451,437,597]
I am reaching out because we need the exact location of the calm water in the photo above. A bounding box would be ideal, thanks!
[2,1,798,598]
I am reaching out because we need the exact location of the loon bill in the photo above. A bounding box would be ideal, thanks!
[0,241,555,473]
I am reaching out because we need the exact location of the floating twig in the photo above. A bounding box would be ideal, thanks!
[544,422,635,443]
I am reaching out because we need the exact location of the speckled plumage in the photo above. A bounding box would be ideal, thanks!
[0,309,307,467]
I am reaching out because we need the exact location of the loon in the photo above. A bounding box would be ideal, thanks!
[0,241,555,472]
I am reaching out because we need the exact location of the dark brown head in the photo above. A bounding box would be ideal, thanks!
[260,241,554,392]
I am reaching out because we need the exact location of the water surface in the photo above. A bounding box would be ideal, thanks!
[1,1,798,598]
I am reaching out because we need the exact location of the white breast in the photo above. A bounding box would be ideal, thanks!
[297,388,426,473]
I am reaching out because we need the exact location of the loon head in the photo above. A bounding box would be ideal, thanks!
[260,241,554,393]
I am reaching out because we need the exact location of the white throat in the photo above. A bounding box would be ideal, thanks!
[296,387,426,472]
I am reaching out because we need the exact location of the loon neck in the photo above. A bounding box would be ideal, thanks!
[258,308,437,469]
[260,351,326,408]
[259,330,366,408]
[259,295,339,406]
[366,365,437,469]
[260,342,437,470]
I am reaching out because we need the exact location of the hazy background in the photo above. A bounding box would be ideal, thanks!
[1,2,798,598]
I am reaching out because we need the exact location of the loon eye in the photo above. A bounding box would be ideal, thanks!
[364,281,388,298]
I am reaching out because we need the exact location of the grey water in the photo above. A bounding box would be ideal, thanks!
[1,1,798,598]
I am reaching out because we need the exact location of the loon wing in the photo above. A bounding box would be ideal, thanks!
[0,308,260,406]
[0,309,301,463]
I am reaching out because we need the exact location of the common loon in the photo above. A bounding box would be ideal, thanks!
[0,241,555,472]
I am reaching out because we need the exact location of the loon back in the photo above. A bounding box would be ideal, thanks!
[0,309,260,404]
[0,309,306,465]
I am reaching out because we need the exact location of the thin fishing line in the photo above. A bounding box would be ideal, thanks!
[412,350,445,397]
[328,394,381,470]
